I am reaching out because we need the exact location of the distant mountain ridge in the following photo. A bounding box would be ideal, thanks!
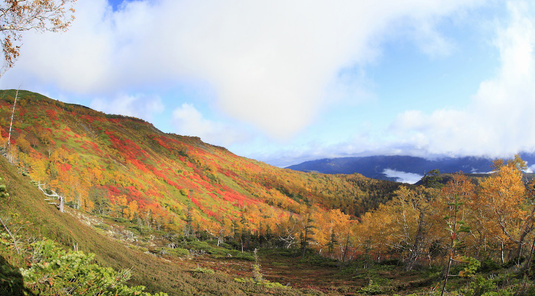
[287,154,535,182]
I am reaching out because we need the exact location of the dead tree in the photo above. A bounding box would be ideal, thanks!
[38,182,64,212]
[0,215,19,254]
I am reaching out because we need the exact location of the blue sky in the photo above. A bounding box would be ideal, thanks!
[2,0,535,167]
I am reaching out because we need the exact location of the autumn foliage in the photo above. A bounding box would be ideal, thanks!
[0,91,398,253]
[2,90,535,275]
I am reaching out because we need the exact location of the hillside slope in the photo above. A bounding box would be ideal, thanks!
[0,89,403,293]
[0,153,329,295]
[0,90,400,221]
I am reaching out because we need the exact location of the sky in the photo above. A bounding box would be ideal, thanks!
[1,0,535,167]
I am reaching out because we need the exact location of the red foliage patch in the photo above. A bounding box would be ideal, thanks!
[81,141,103,155]
[107,185,122,196]
[45,109,58,120]
[105,131,149,161]
[191,196,201,208]
[18,108,26,117]
[130,159,149,173]
[59,164,72,172]
[150,135,173,151]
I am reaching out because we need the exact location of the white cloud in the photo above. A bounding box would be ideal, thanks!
[90,93,164,122]
[171,103,245,147]
[1,0,483,141]
[4,0,116,93]
[172,104,214,138]
[391,0,535,158]
[383,169,423,184]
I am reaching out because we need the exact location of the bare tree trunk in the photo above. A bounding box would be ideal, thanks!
[501,241,505,264]
[441,204,457,296]
[0,216,19,254]
[441,254,453,296]
[406,210,426,271]
[339,233,350,270]
[511,206,535,262]
[525,236,535,273]
[59,195,64,213]
[74,193,80,210]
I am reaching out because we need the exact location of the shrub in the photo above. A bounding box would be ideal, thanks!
[461,275,497,296]
[160,247,189,257]
[18,239,168,295]
[458,257,481,277]
[480,258,500,272]
[0,180,8,198]
[359,279,392,295]
[226,249,255,261]
[170,247,190,257]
